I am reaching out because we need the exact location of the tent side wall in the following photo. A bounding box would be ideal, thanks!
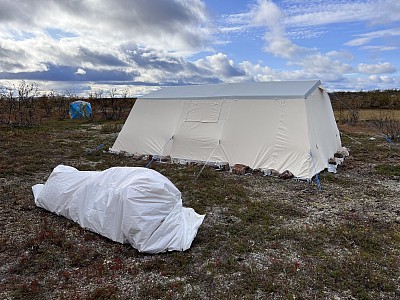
[305,88,342,177]
[172,99,283,168]
[112,97,315,178]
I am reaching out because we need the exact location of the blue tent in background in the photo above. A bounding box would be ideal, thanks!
[69,101,92,119]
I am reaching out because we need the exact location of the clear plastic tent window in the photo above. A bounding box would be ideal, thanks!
[32,165,205,254]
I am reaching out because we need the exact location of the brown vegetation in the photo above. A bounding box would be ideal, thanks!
[0,82,135,126]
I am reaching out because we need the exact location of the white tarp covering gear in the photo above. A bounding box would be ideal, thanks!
[32,165,205,254]
[111,80,342,179]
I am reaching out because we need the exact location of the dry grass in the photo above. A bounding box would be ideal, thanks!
[336,109,400,121]
[1,114,400,299]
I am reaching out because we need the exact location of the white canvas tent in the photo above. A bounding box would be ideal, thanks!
[111,80,342,179]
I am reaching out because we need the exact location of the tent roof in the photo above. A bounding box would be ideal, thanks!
[71,100,89,104]
[141,80,322,100]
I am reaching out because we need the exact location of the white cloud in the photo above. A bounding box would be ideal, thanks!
[345,28,400,48]
[252,0,283,28]
[218,26,245,34]
[0,0,212,54]
[249,0,307,58]
[239,60,312,81]
[247,0,352,81]
[264,33,307,59]
[325,50,354,61]
[368,75,396,84]
[194,53,246,81]
[286,28,326,40]
[0,0,213,84]
[357,62,396,75]
[75,68,86,75]
[361,46,397,51]
[285,0,400,27]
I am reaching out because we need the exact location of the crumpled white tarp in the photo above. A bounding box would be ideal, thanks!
[32,165,205,253]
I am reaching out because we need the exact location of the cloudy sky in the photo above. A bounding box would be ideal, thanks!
[0,0,399,96]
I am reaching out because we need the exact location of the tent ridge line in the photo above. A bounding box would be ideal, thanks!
[142,96,308,101]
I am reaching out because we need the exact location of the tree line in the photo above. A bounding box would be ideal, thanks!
[0,81,136,127]
[329,89,400,110]
[329,89,400,140]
